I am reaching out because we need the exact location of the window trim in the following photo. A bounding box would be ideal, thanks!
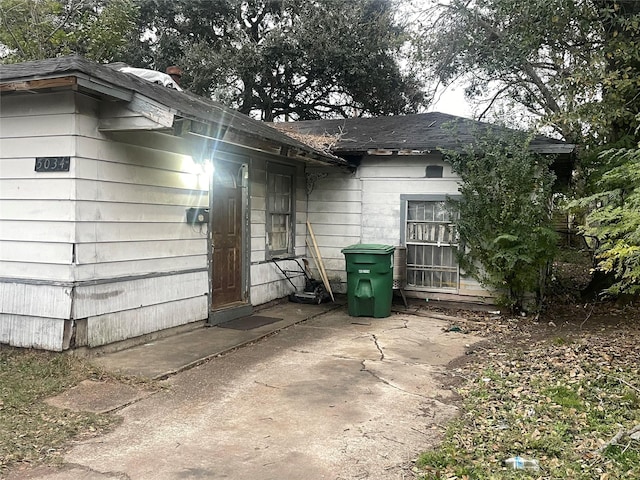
[265,162,296,258]
[400,194,460,292]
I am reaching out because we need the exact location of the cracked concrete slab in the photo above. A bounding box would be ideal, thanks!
[11,308,479,480]
[45,380,155,414]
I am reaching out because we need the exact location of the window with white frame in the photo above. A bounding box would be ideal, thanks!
[404,198,459,290]
[266,164,294,256]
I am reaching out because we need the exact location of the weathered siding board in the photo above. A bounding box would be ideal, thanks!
[0,91,77,116]
[0,314,66,351]
[0,200,75,221]
[361,178,460,195]
[75,222,206,243]
[0,282,71,318]
[75,201,197,223]
[0,262,73,282]
[357,156,452,176]
[73,271,207,319]
[75,136,201,174]
[0,240,73,264]
[75,179,208,206]
[305,212,362,225]
[87,296,207,347]
[74,238,205,264]
[0,220,75,243]
[0,159,73,182]
[74,156,205,191]
[307,189,361,203]
[0,113,77,138]
[0,178,76,200]
[74,255,206,282]
[306,168,362,292]
[0,136,75,159]
[306,223,361,237]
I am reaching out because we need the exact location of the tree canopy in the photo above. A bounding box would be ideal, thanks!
[417,0,640,147]
[122,0,425,120]
[0,0,138,63]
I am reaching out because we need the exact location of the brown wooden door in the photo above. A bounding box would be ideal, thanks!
[211,163,243,308]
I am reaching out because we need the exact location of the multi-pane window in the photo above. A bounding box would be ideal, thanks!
[267,166,294,256]
[406,200,459,290]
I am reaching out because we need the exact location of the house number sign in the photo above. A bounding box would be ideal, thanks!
[35,157,70,172]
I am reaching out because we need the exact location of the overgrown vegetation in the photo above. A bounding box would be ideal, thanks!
[0,348,117,473]
[416,317,640,479]
[446,132,558,311]
[571,146,640,296]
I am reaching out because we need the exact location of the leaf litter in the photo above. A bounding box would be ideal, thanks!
[415,300,640,479]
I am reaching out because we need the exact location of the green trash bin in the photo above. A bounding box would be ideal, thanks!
[341,244,395,318]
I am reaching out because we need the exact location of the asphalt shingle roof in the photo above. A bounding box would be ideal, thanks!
[275,112,573,154]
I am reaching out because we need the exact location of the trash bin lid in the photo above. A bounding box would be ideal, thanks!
[341,244,395,255]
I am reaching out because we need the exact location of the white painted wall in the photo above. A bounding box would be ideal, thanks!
[306,167,362,293]
[0,91,210,349]
[248,156,308,305]
[309,155,492,302]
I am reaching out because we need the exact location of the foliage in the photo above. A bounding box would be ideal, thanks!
[571,146,640,296]
[0,0,139,63]
[416,322,640,479]
[124,0,425,120]
[415,0,640,147]
[446,131,557,310]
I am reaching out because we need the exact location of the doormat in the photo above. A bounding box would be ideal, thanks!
[217,315,282,331]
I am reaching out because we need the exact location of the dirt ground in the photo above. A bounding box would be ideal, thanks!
[422,253,640,383]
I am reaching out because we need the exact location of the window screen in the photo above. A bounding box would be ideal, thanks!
[405,200,459,290]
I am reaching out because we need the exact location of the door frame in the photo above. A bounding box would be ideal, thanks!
[207,155,252,325]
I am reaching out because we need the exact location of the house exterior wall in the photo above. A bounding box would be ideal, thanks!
[1,92,77,350]
[0,91,210,350]
[308,154,493,303]
[306,167,362,293]
[248,156,308,305]
[0,88,329,350]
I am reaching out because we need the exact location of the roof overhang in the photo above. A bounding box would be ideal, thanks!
[0,58,347,168]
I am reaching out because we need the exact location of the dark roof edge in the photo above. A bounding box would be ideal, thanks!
[0,56,346,167]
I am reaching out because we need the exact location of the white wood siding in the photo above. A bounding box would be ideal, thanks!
[0,91,210,349]
[0,93,77,290]
[248,157,308,305]
[87,295,208,347]
[0,314,66,351]
[309,155,491,301]
[306,168,361,293]
[71,94,209,342]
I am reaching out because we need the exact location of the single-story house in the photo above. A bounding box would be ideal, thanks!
[0,56,347,351]
[275,114,575,303]
[1,56,575,352]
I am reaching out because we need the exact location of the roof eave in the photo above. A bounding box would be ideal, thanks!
[0,64,343,167]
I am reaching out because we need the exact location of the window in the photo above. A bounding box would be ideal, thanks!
[404,198,459,291]
[425,165,444,178]
[266,164,294,256]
